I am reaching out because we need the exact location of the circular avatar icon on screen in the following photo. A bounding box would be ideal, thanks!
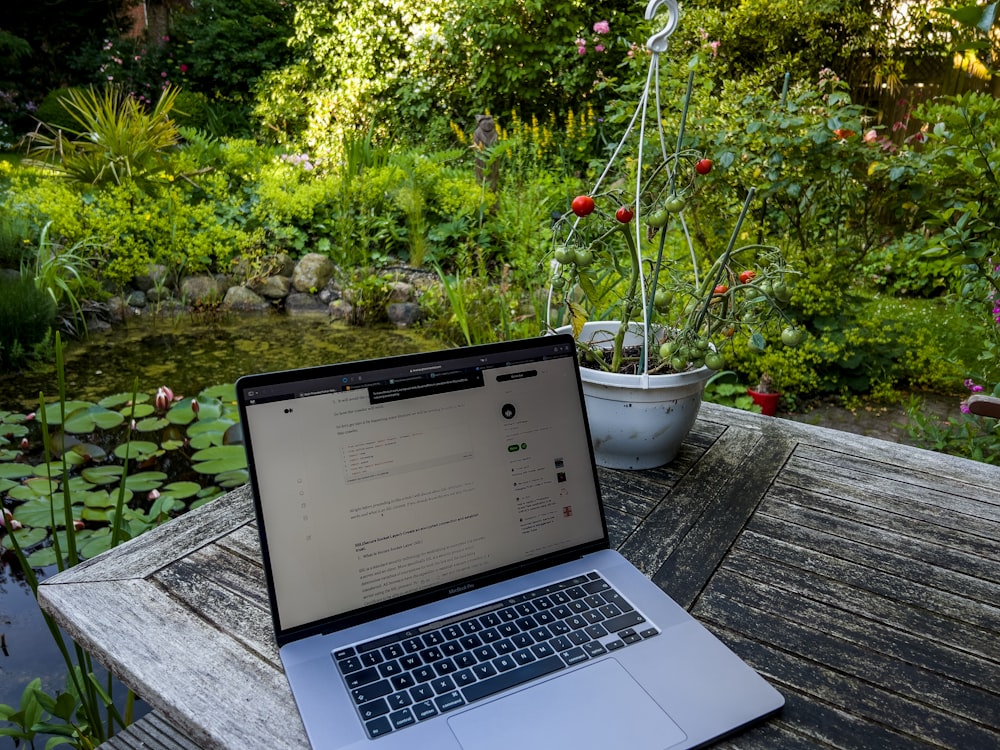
[501,403,516,419]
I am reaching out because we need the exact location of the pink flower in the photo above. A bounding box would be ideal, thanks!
[149,489,161,501]
[595,44,605,53]
[864,129,877,143]
[19,438,28,449]
[593,20,610,35]
[960,400,971,414]
[575,38,585,46]
[74,520,86,531]
[25,412,35,421]
[709,40,720,57]
[191,398,200,416]
[155,386,173,412]
[179,63,188,73]
[578,46,587,55]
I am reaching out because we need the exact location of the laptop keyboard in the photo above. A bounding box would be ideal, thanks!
[333,572,660,739]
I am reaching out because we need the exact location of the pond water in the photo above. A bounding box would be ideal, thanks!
[0,313,440,716]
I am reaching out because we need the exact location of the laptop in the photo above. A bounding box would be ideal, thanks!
[236,334,783,749]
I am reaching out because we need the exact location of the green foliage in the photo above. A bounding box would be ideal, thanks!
[23,221,97,333]
[25,85,183,191]
[0,275,55,369]
[905,392,1000,464]
[0,205,32,268]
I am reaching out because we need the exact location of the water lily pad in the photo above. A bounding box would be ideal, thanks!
[81,465,124,485]
[0,464,34,479]
[126,403,156,419]
[191,445,247,475]
[161,439,185,450]
[135,417,169,432]
[39,400,93,426]
[7,478,58,503]
[27,545,62,568]
[189,431,223,450]
[63,405,126,433]
[81,506,111,523]
[160,481,202,500]
[83,491,115,509]
[70,442,108,462]
[124,471,167,491]
[14,497,69,528]
[99,392,150,409]
[201,384,236,401]
[0,477,16,494]
[167,397,222,425]
[80,529,114,559]
[33,461,69,479]
[113,441,160,461]
[0,423,28,438]
[215,469,249,488]
[7,525,48,548]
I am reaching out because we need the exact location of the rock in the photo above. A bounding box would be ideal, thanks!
[180,275,222,306]
[389,281,415,303]
[292,253,335,293]
[257,275,291,300]
[318,279,341,304]
[222,286,270,313]
[387,302,423,327]
[273,253,295,277]
[126,290,147,308]
[133,264,168,293]
[328,299,353,322]
[285,292,326,315]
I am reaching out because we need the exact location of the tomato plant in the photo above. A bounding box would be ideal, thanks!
[571,195,596,217]
[695,158,713,175]
[714,284,728,295]
[781,326,803,347]
[739,270,757,284]
[615,206,634,223]
[647,209,669,228]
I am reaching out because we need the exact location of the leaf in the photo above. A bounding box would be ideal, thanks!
[568,301,588,339]
[62,405,125,433]
[191,445,247,474]
[124,471,167,491]
[134,416,169,431]
[160,481,202,500]
[81,465,123,485]
[113,440,159,460]
[0,464,34,479]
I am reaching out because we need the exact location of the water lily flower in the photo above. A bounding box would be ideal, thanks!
[191,398,200,417]
[74,520,86,531]
[25,412,35,421]
[1,509,21,531]
[155,386,174,412]
[19,438,28,449]
[148,489,161,501]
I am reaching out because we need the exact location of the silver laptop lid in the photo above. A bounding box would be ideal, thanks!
[237,335,609,645]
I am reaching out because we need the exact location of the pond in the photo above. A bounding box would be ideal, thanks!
[0,313,441,715]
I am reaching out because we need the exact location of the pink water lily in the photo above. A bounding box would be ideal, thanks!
[155,386,175,412]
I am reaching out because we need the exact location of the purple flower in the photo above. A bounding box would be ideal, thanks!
[960,400,971,414]
[593,20,610,35]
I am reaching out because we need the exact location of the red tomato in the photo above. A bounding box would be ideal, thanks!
[714,284,728,295]
[695,158,713,175]
[615,206,634,223]
[739,270,757,284]
[571,195,596,217]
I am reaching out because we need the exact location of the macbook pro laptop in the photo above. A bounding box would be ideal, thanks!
[236,334,783,749]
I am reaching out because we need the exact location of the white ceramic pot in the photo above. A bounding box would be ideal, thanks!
[558,321,713,470]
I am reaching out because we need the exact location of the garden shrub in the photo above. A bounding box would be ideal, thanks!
[0,276,55,368]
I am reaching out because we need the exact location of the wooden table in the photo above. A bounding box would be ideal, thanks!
[38,403,1000,749]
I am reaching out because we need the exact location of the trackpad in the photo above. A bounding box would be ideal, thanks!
[448,658,686,750]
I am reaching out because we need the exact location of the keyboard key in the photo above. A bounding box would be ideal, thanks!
[389,708,415,730]
[568,630,590,646]
[443,625,463,640]
[551,635,572,651]
[365,716,392,738]
[387,692,412,710]
[359,697,390,721]
[391,673,415,691]
[604,612,646,634]
[420,647,443,663]
[412,700,438,720]
[334,647,356,660]
[435,691,466,712]
[431,676,456,694]
[433,658,457,675]
[601,591,634,613]
[530,641,555,659]
[480,613,501,628]
[461,656,564,703]
[345,667,379,689]
[402,638,423,653]
[400,654,421,670]
[442,641,462,657]
[480,628,501,643]
[412,666,435,683]
[584,641,608,657]
[460,634,483,650]
[455,669,477,687]
[513,649,536,665]
[605,639,625,651]
[382,644,404,660]
[461,619,483,634]
[560,647,589,665]
[583,579,611,594]
[472,662,497,680]
[410,684,434,701]
[352,680,392,705]
[585,624,608,639]
[360,651,383,667]
[378,660,402,678]
[423,631,444,646]
[338,656,363,673]
[495,639,516,655]
[473,645,497,662]
[455,652,477,669]
[640,628,660,639]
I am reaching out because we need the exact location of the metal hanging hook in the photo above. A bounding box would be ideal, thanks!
[644,0,680,53]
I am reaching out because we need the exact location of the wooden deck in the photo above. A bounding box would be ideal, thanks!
[39,402,1000,749]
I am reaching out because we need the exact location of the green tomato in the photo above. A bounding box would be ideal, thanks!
[704,352,726,370]
[654,289,672,310]
[781,326,803,347]
[665,196,685,213]
[550,276,566,290]
[772,282,791,302]
[553,247,575,265]
[573,248,594,268]
[647,209,669,228]
[670,355,688,372]
[659,341,676,359]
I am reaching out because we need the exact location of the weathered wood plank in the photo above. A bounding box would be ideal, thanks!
[746,511,1000,630]
[152,545,279,667]
[698,564,1000,725]
[38,579,305,750]
[722,535,1000,665]
[98,712,202,750]
[45,485,255,584]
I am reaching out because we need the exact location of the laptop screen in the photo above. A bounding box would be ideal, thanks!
[238,335,608,639]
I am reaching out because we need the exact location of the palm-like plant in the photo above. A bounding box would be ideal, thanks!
[26,85,181,191]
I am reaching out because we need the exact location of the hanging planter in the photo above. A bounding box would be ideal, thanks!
[545,0,800,468]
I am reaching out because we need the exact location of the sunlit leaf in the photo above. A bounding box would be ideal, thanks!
[124,471,167,491]
[135,417,169,432]
[113,441,159,461]
[81,465,123,485]
[160,481,202,500]
[0,464,34,479]
[63,405,126,433]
